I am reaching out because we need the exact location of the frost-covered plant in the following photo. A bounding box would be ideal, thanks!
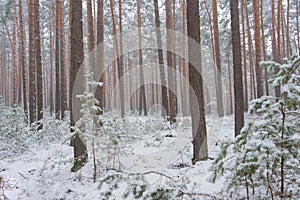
[72,72,102,177]
[211,55,300,200]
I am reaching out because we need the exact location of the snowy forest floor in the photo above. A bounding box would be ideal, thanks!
[0,103,238,200]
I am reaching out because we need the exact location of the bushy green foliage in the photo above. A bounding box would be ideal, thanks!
[211,56,300,199]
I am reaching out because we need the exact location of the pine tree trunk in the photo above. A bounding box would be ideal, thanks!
[35,0,43,129]
[60,0,67,119]
[49,1,54,116]
[55,0,61,119]
[230,0,244,137]
[18,0,28,118]
[261,0,269,96]
[95,0,105,112]
[286,0,290,58]
[118,0,125,117]
[172,0,178,116]
[245,2,255,100]
[226,49,233,115]
[137,0,147,116]
[70,0,87,172]
[253,0,263,98]
[275,0,282,99]
[28,0,36,124]
[87,0,94,52]
[12,0,17,105]
[241,0,248,111]
[166,0,176,123]
[186,0,208,163]
[181,0,189,116]
[154,0,169,118]
[212,0,224,117]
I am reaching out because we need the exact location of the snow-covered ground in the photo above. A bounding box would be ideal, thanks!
[0,105,235,199]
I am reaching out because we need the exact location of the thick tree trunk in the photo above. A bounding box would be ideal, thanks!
[230,0,244,137]
[70,0,87,172]
[154,0,169,118]
[186,0,208,163]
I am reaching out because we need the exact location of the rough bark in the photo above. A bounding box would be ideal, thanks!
[70,0,87,172]
[230,0,244,137]
[186,0,208,163]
